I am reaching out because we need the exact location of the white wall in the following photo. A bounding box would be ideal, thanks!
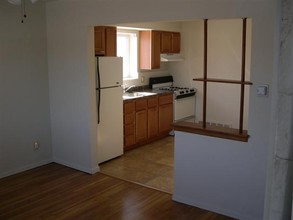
[0,1,52,177]
[45,0,277,219]
[173,131,267,219]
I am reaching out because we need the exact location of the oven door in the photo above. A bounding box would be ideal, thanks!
[174,96,196,121]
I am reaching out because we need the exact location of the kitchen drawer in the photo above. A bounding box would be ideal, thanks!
[124,113,135,125]
[148,96,158,108]
[124,101,135,114]
[159,94,173,105]
[135,98,147,111]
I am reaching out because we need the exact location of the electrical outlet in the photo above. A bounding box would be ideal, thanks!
[141,76,145,83]
[33,141,40,151]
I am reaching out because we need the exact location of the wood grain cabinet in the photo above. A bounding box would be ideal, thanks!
[123,94,173,151]
[161,31,181,54]
[139,30,181,70]
[135,98,148,143]
[123,101,135,151]
[158,94,173,134]
[147,96,159,138]
[94,26,117,56]
[139,30,161,70]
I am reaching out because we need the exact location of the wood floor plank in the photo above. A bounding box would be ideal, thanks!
[0,163,235,220]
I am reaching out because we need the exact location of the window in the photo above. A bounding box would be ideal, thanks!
[117,29,138,80]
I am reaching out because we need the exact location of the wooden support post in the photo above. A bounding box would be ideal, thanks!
[239,18,247,134]
[203,19,208,129]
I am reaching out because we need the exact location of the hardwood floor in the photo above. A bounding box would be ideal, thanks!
[100,136,174,193]
[0,163,235,220]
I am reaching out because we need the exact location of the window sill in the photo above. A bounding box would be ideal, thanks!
[173,121,249,142]
[123,77,138,81]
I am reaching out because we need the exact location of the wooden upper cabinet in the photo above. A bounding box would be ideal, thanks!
[171,32,181,53]
[94,26,117,56]
[139,30,181,69]
[139,30,161,70]
[160,31,172,54]
[161,31,181,54]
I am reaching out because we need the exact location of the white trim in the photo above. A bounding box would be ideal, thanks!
[0,159,52,179]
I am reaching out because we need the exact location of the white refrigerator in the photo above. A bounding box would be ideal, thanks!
[96,56,123,164]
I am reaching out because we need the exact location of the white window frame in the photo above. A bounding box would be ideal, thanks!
[117,29,138,80]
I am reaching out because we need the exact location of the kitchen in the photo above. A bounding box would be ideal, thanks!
[94,19,252,194]
[95,18,251,155]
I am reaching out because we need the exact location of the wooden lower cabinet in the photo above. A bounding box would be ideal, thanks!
[147,96,158,139]
[123,101,135,151]
[124,124,135,147]
[123,93,173,151]
[135,109,147,143]
[159,103,173,134]
[135,98,147,143]
[158,94,173,134]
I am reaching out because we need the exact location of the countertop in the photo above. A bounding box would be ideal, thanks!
[122,89,172,101]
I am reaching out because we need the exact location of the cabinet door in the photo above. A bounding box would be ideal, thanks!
[139,30,161,69]
[148,107,158,138]
[124,124,135,148]
[161,31,172,53]
[135,99,147,143]
[159,94,173,134]
[161,31,181,54]
[147,96,158,138]
[94,26,117,56]
[136,110,147,142]
[105,26,117,56]
[94,27,106,55]
[159,103,173,134]
[124,101,135,150]
[171,32,181,53]
[151,31,161,69]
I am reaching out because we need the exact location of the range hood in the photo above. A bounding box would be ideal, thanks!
[160,54,184,62]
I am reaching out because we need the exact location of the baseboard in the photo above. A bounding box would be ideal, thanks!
[0,159,53,179]
[90,164,100,174]
[53,157,100,174]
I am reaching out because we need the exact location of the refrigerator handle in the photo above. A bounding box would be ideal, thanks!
[96,57,101,124]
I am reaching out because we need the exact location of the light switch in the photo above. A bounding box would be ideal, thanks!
[256,84,269,97]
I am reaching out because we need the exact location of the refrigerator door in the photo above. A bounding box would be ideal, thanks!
[97,86,123,163]
[97,57,123,88]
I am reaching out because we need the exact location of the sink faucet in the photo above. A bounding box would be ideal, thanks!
[124,85,136,93]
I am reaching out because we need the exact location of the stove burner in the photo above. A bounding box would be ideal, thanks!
[149,76,196,99]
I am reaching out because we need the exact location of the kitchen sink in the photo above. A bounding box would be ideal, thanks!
[123,91,157,100]
[133,92,156,96]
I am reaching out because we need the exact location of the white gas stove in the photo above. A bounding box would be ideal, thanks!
[149,76,196,121]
